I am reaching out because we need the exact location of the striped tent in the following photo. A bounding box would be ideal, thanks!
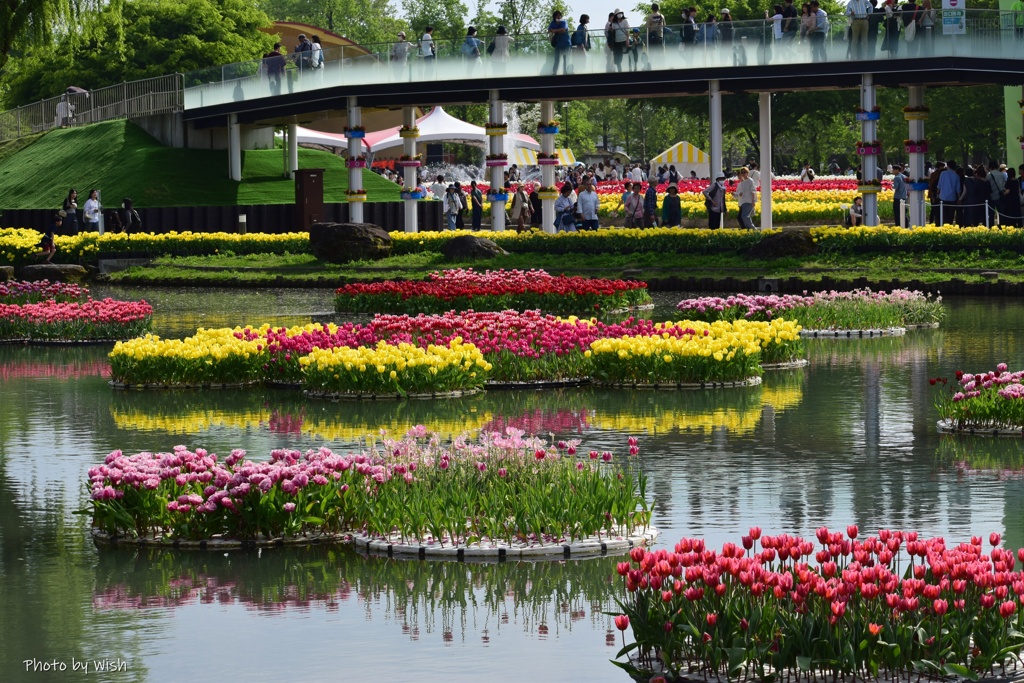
[649,141,710,179]
[510,148,577,167]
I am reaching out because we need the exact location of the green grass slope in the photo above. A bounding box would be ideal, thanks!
[0,120,400,209]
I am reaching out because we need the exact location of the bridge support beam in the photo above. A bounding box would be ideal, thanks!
[859,73,880,227]
[228,114,242,182]
[287,122,298,180]
[709,80,723,182]
[758,91,772,230]
[488,91,507,232]
[402,106,419,233]
[347,96,364,223]
[540,100,556,234]
[907,86,926,228]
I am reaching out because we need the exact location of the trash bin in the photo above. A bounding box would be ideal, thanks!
[295,169,324,231]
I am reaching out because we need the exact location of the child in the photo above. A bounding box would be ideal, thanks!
[37,216,59,262]
[661,184,682,227]
[849,196,864,226]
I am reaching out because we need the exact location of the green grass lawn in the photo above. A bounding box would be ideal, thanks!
[0,120,400,209]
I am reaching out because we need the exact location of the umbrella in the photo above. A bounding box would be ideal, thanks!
[65,86,90,97]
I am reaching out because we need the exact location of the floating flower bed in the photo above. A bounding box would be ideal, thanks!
[610,528,1024,683]
[0,279,87,304]
[300,339,491,398]
[334,268,651,316]
[0,298,153,341]
[935,365,1024,434]
[109,329,264,386]
[589,319,802,384]
[676,290,944,331]
[85,430,652,552]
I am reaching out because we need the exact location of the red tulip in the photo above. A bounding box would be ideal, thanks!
[990,532,1002,547]
[1000,601,1017,618]
[614,614,630,631]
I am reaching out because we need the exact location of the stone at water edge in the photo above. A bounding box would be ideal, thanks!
[309,223,393,264]
[0,266,13,282]
[17,263,89,283]
[440,235,508,261]
[745,230,818,259]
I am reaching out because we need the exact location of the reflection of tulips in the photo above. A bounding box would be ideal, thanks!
[613,529,1024,682]
[87,430,650,545]
[0,279,87,304]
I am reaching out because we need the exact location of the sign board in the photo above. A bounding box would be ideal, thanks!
[942,0,965,35]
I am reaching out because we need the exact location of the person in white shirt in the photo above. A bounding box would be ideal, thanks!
[420,26,435,58]
[429,175,446,199]
[630,166,645,183]
[845,0,872,59]
[83,189,101,232]
[749,163,762,187]
[732,167,757,229]
[442,185,463,230]
[799,163,816,182]
[577,179,600,230]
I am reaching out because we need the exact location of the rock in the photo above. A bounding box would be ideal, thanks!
[309,223,392,264]
[440,235,508,261]
[16,263,89,283]
[0,266,13,282]
[746,230,818,259]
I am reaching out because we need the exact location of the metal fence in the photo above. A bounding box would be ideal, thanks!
[0,74,184,143]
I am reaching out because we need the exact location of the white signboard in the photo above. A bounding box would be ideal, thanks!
[942,0,966,35]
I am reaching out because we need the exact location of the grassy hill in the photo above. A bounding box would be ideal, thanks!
[0,120,400,209]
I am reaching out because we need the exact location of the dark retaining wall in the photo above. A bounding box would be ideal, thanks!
[643,275,1004,296]
[1,202,447,234]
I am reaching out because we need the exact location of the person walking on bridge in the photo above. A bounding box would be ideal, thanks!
[808,1,829,62]
[846,0,872,59]
[549,10,572,74]
[610,9,630,72]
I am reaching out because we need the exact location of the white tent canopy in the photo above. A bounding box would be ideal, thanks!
[650,141,710,179]
[365,106,539,155]
[292,127,348,150]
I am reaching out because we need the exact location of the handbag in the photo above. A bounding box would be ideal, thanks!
[904,19,917,41]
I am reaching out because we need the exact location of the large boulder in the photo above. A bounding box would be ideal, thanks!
[440,235,508,261]
[17,263,89,283]
[746,230,818,259]
[309,223,392,264]
[0,266,13,282]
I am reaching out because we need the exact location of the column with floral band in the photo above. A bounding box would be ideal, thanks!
[400,107,420,232]
[345,96,365,222]
[539,101,558,234]
[487,91,507,231]
[857,73,880,226]
[905,86,928,228]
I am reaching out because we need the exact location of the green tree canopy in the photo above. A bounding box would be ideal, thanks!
[257,0,409,47]
[3,0,274,106]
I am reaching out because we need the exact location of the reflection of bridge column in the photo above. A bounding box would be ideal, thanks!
[401,107,419,233]
[347,96,364,223]
[758,92,772,230]
[860,73,879,226]
[907,86,926,228]
[488,91,507,232]
[228,113,242,181]
[540,100,556,234]
[864,360,881,460]
[287,122,298,180]
[709,81,723,181]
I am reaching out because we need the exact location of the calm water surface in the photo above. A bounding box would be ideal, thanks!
[2,289,1024,682]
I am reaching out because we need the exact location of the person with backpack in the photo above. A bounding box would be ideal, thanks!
[702,175,727,229]
[461,26,483,73]
[571,14,591,70]
[293,34,313,72]
[548,11,571,75]
[310,35,324,70]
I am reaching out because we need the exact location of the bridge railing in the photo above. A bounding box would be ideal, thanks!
[0,74,184,143]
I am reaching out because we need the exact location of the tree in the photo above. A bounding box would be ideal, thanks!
[497,0,572,36]
[2,0,275,106]
[0,0,101,74]
[257,0,409,48]
[402,0,468,43]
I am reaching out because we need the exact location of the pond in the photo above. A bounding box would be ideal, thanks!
[2,288,1024,682]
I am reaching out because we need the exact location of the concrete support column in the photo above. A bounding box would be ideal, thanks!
[228,113,242,181]
[282,126,288,177]
[488,91,507,232]
[709,80,723,181]
[287,122,299,180]
[907,85,926,228]
[401,106,419,233]
[860,73,879,227]
[347,96,364,223]
[540,100,556,234]
[758,91,773,230]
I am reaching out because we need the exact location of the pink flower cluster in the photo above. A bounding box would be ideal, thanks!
[950,364,1024,402]
[0,279,87,303]
[677,290,931,317]
[0,298,153,326]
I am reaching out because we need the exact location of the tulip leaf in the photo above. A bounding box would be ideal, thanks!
[796,656,813,671]
[943,663,978,681]
[615,643,639,658]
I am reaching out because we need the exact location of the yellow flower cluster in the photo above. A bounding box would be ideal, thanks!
[111,329,261,363]
[300,338,492,394]
[594,319,801,361]
[109,328,264,384]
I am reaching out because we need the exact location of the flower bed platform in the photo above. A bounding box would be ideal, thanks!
[485,378,591,390]
[91,529,354,549]
[303,388,483,401]
[596,377,762,390]
[936,418,1024,436]
[800,327,907,338]
[761,359,810,370]
[110,380,260,390]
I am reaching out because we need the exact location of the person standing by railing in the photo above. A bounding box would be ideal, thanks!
[293,34,313,72]
[491,25,512,75]
[868,0,884,57]
[809,0,829,62]
[571,15,591,71]
[881,0,901,56]
[610,9,630,72]
[782,0,799,42]
[646,3,666,64]
[263,43,286,96]
[681,8,697,48]
[549,11,572,75]
[918,0,935,54]
[846,0,872,59]
[419,26,436,78]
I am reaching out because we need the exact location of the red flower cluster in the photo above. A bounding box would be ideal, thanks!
[0,298,153,341]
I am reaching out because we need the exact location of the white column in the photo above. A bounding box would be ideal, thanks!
[402,106,419,233]
[488,91,507,232]
[228,113,242,181]
[347,96,364,223]
[758,92,772,231]
[709,80,723,181]
[288,122,299,180]
[907,86,926,229]
[282,126,289,177]
[860,73,879,227]
[540,100,556,234]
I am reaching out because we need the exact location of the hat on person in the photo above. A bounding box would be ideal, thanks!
[398,31,406,37]
[721,8,730,14]
[1000,163,1008,171]
[667,183,678,192]
[716,173,726,180]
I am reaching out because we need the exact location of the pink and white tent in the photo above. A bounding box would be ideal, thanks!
[362,106,539,155]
